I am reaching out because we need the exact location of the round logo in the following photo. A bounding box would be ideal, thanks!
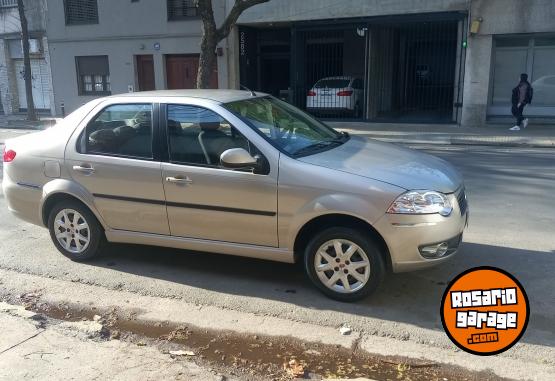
[440,267,529,355]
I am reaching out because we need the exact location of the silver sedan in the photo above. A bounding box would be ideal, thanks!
[2,90,468,301]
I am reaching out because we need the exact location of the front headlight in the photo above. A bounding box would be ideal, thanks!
[387,190,452,216]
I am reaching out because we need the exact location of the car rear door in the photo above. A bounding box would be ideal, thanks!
[65,101,169,235]
[160,102,278,247]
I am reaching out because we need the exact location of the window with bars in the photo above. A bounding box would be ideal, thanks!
[0,0,18,9]
[167,0,198,20]
[64,0,99,25]
[76,56,111,95]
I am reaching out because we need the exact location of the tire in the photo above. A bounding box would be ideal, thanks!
[304,227,385,302]
[47,200,105,261]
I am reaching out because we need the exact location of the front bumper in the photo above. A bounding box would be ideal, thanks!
[374,191,468,273]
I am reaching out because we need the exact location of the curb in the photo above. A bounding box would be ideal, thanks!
[1,268,553,381]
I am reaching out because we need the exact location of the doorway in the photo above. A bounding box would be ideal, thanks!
[165,54,218,89]
[240,16,462,123]
[367,21,459,122]
[136,55,155,91]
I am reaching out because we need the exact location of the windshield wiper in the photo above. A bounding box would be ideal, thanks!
[293,139,344,157]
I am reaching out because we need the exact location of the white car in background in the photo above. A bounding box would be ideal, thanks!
[307,76,364,117]
[532,75,555,105]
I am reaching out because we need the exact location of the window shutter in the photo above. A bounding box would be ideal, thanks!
[65,0,99,25]
[168,0,197,20]
[77,56,109,76]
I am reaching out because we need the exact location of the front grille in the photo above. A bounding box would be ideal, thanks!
[457,188,468,215]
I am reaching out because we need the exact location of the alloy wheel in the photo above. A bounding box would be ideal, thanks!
[54,209,91,254]
[314,239,371,293]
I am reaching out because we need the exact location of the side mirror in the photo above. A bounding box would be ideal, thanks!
[220,148,258,169]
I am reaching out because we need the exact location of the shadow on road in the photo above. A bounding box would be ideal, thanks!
[87,240,554,348]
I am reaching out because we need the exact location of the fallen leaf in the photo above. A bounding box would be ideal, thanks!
[283,359,305,377]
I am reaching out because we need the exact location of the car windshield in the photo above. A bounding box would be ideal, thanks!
[224,96,348,157]
[314,79,350,88]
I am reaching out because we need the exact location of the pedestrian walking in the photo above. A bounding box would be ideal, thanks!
[510,73,533,131]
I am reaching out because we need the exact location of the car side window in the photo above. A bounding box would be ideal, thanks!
[167,104,252,167]
[82,104,153,159]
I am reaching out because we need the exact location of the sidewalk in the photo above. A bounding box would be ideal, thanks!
[329,122,555,148]
[0,302,233,381]
[1,116,554,148]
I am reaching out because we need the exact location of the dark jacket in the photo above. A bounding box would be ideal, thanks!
[512,81,533,106]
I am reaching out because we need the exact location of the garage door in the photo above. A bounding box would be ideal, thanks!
[15,59,51,111]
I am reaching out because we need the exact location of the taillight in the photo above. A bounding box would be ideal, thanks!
[3,148,16,162]
[307,90,316,96]
[337,90,353,96]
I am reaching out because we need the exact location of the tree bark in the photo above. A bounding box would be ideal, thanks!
[196,0,218,89]
[196,0,269,89]
[17,0,37,121]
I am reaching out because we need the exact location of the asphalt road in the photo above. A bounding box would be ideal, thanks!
[1,144,554,363]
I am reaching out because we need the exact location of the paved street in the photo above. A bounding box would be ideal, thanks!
[1,143,554,379]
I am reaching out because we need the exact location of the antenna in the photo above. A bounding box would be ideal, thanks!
[240,84,257,97]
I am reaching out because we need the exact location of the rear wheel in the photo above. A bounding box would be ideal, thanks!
[304,227,385,301]
[47,200,104,261]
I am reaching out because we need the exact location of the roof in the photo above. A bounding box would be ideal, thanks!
[109,89,268,103]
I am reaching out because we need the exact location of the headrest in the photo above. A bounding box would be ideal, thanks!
[199,121,220,131]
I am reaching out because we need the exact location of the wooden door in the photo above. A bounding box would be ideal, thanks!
[165,55,218,89]
[136,55,156,91]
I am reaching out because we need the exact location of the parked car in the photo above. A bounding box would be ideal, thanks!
[306,76,364,117]
[2,90,468,301]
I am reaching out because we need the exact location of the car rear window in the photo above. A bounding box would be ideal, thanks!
[314,79,350,89]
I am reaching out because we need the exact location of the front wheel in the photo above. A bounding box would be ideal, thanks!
[48,200,105,261]
[304,227,385,302]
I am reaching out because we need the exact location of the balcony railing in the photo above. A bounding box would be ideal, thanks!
[0,0,17,8]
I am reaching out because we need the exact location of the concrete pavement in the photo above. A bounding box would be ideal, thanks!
[0,145,554,380]
[0,302,234,381]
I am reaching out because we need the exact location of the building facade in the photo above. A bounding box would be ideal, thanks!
[43,0,555,127]
[0,0,54,116]
[235,0,555,126]
[45,0,236,115]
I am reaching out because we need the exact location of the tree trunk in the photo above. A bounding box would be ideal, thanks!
[17,0,37,121]
[197,31,217,89]
[196,0,269,89]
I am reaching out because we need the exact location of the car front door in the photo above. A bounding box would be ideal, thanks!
[161,103,278,247]
[65,102,169,235]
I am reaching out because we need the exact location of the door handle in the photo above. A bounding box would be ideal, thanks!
[165,176,193,185]
[73,164,95,175]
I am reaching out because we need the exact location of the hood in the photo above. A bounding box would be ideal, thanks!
[298,135,462,193]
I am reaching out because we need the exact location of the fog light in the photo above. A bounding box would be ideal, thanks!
[420,242,449,258]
